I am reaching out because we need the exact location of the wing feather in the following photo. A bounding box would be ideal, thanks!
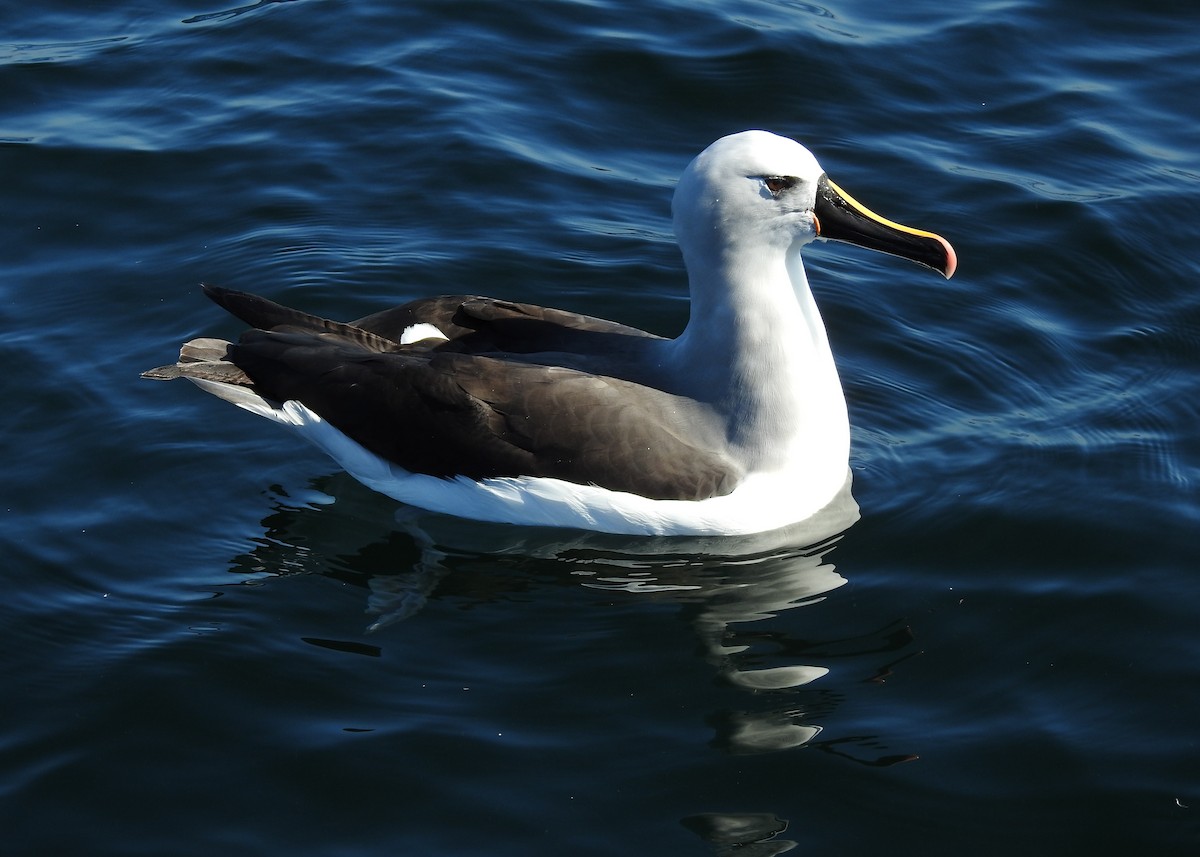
[146,286,737,501]
[228,331,739,500]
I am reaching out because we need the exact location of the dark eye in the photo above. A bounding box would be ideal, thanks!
[764,176,797,194]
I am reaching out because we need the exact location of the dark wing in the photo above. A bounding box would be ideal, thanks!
[148,286,738,500]
[200,284,406,354]
[226,330,740,501]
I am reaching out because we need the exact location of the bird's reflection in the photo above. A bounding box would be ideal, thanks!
[222,473,918,853]
[681,812,796,856]
[226,473,917,756]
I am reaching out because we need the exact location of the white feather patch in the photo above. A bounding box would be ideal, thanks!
[399,323,449,345]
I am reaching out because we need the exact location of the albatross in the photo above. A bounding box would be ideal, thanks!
[144,131,955,536]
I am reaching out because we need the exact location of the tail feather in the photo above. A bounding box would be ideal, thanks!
[179,337,233,364]
[141,337,254,386]
[142,330,283,416]
[143,284,406,387]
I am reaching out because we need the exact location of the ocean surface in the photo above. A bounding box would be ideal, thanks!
[2,0,1198,853]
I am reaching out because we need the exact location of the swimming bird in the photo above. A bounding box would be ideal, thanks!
[144,131,955,536]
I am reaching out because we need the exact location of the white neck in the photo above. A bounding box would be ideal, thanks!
[665,240,849,476]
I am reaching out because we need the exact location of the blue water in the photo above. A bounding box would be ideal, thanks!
[3,0,1198,853]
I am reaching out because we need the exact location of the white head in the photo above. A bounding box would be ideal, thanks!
[671,130,956,280]
[672,130,825,259]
